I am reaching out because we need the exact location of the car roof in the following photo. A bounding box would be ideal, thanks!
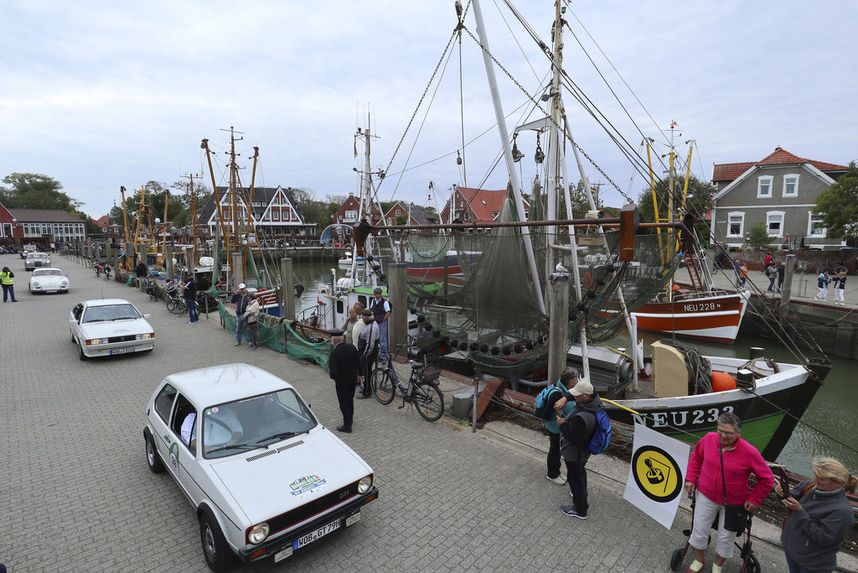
[82,298,136,307]
[164,363,293,406]
[33,267,62,272]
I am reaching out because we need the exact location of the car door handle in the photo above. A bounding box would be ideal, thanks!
[163,434,172,444]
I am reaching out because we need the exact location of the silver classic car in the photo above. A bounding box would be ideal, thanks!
[143,364,377,571]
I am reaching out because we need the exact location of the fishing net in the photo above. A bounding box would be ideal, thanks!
[216,301,331,368]
[403,197,679,372]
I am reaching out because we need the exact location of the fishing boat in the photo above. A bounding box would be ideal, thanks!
[379,0,829,462]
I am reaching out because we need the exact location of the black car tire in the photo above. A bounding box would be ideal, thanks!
[145,432,165,474]
[199,508,234,572]
[78,342,88,361]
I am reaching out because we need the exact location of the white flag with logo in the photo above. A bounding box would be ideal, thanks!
[623,422,691,529]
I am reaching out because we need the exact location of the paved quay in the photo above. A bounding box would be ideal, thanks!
[0,252,835,573]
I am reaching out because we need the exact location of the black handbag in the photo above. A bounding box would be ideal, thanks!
[720,448,748,533]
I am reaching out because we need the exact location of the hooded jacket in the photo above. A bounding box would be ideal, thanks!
[781,480,854,572]
[559,394,603,463]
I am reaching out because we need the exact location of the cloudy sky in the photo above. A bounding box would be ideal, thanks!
[1,0,856,218]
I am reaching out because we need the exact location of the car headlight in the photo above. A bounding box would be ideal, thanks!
[247,522,269,544]
[86,339,107,346]
[32,281,41,288]
[136,333,155,340]
[357,475,373,494]
[61,281,69,287]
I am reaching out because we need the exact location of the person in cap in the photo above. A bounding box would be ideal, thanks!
[230,283,250,346]
[356,309,380,398]
[553,377,603,520]
[369,287,391,362]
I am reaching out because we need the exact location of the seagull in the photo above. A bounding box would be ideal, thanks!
[555,262,569,273]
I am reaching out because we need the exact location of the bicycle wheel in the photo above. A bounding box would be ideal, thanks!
[166,297,180,314]
[413,382,444,422]
[371,368,395,405]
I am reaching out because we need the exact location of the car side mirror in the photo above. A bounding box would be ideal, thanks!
[143,313,151,318]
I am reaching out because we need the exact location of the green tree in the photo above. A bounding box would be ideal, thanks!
[748,223,770,248]
[637,175,715,238]
[0,172,82,210]
[814,161,858,239]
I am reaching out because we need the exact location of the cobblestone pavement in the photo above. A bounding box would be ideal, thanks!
[0,253,794,572]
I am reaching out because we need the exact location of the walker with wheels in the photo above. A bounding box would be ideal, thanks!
[670,494,761,573]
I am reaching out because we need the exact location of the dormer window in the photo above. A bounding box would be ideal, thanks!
[757,175,773,199]
[783,174,800,198]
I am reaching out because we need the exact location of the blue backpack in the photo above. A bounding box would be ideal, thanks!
[586,408,612,454]
[534,386,560,420]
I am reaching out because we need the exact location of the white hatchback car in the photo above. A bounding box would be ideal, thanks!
[69,299,155,360]
[29,267,69,294]
[143,364,377,571]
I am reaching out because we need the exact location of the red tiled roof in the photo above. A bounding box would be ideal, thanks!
[712,147,849,183]
[94,215,111,227]
[457,187,523,222]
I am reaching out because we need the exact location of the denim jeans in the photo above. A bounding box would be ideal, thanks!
[186,298,198,322]
[1,284,15,302]
[378,320,389,361]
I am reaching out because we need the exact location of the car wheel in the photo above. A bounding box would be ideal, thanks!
[199,508,233,572]
[78,342,88,361]
[145,432,165,473]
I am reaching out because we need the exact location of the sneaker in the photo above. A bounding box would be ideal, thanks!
[234,342,241,346]
[356,394,371,400]
[546,474,567,485]
[560,505,587,519]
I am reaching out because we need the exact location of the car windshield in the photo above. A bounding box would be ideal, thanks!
[202,389,317,459]
[34,269,62,277]
[82,304,142,323]
[29,254,49,260]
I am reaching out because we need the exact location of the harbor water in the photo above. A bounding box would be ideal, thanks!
[291,261,858,476]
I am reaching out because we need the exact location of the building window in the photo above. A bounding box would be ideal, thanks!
[766,211,785,237]
[344,209,357,222]
[272,210,280,221]
[807,212,826,237]
[726,212,745,237]
[757,175,773,199]
[783,174,800,198]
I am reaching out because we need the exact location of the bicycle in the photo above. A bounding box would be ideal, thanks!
[370,344,444,422]
[164,284,187,315]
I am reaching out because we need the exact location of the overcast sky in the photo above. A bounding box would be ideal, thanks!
[1,0,856,218]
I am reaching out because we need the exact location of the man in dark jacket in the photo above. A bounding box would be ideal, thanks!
[554,378,603,520]
[328,336,362,433]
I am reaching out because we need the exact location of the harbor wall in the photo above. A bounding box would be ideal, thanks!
[741,297,858,360]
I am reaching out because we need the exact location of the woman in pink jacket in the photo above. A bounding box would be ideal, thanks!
[683,412,774,573]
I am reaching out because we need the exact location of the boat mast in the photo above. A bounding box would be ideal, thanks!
[545,0,590,383]
[162,188,169,263]
[471,0,546,314]
[120,185,131,271]
[201,138,228,250]
[246,146,259,231]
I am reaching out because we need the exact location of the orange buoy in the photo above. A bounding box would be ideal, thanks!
[711,371,737,392]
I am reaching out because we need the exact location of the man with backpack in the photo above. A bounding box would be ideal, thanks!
[534,370,577,485]
[554,378,609,520]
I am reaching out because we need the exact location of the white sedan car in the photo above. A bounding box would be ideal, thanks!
[143,364,377,571]
[29,267,70,294]
[69,298,155,360]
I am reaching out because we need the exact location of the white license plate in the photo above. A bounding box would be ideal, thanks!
[109,347,134,355]
[292,519,340,550]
